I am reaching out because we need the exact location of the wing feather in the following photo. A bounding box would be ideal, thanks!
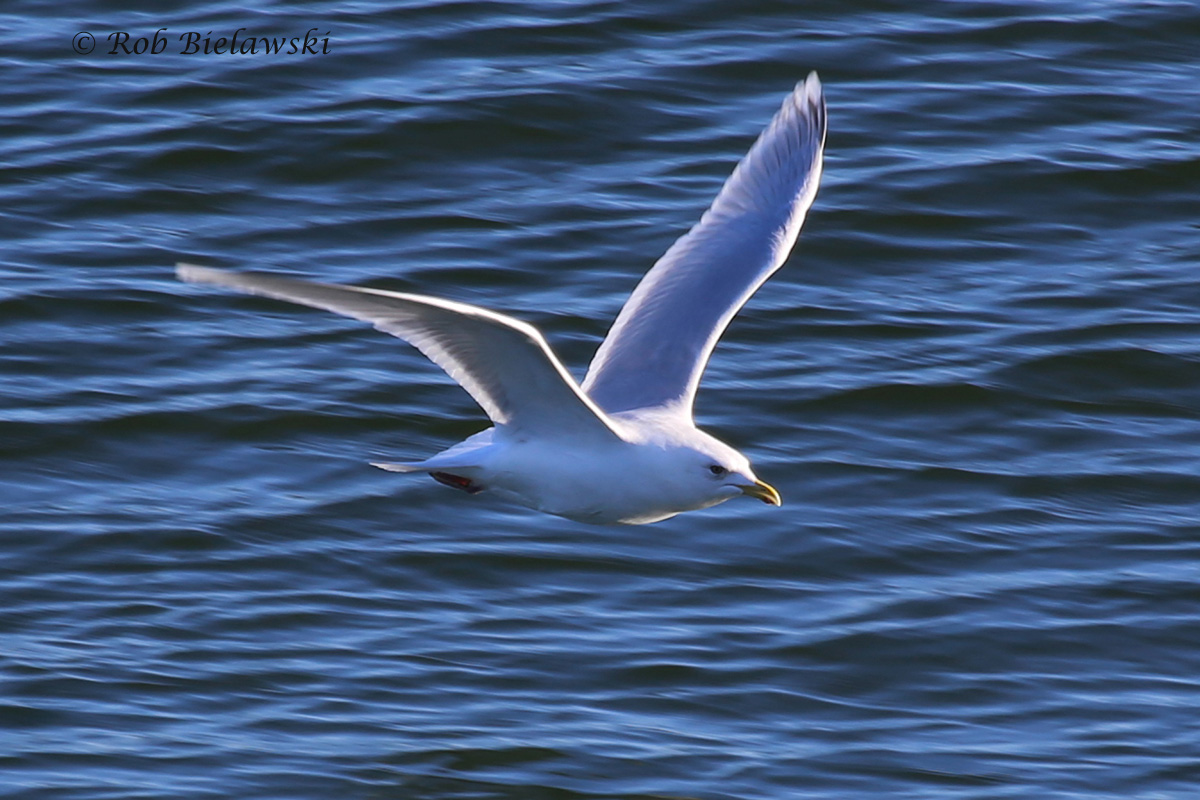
[582,73,826,415]
[177,264,620,442]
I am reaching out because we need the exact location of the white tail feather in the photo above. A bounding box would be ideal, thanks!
[370,462,425,473]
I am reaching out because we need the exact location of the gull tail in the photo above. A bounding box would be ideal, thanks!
[371,460,486,495]
[370,430,493,495]
[370,462,424,473]
[370,428,492,476]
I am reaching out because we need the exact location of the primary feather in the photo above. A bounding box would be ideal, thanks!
[582,73,826,416]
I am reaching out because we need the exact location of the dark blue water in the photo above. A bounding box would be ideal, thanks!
[4,1,1200,797]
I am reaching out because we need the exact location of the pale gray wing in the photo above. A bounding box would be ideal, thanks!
[177,264,621,441]
[582,73,826,415]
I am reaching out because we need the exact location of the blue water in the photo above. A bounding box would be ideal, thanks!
[4,1,1200,797]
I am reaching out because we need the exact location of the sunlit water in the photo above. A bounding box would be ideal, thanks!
[3,1,1200,797]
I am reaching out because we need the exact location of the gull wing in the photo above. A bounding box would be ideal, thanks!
[582,73,826,416]
[177,264,622,442]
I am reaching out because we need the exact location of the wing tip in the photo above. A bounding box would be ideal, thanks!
[176,262,228,287]
[792,72,825,122]
[799,71,822,99]
[782,71,826,150]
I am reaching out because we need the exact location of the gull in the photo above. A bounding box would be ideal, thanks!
[178,73,825,525]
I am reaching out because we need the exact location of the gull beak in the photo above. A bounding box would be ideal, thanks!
[739,479,781,506]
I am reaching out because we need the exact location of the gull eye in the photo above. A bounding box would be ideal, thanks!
[708,465,727,477]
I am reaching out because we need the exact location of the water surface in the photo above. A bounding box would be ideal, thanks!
[3,1,1200,797]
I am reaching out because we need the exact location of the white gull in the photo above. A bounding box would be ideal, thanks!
[178,73,825,524]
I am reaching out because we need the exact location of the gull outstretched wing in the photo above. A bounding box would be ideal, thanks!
[177,264,621,442]
[582,73,826,416]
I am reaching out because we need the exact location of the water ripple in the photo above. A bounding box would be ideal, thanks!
[3,0,1200,797]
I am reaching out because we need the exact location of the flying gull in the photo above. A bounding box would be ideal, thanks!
[178,72,826,524]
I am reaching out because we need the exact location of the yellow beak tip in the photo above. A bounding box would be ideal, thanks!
[740,480,782,507]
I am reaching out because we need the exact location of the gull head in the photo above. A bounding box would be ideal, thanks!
[667,427,782,511]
